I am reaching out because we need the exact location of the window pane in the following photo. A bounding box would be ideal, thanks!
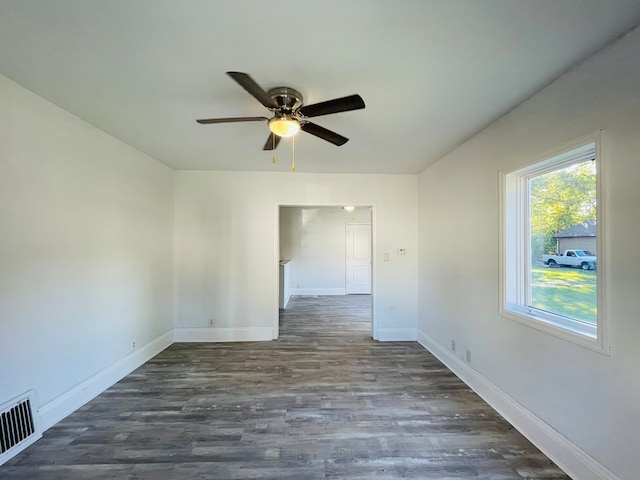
[529,160,597,324]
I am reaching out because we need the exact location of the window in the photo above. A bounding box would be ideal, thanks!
[501,136,607,353]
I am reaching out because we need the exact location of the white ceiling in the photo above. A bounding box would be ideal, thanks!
[2,1,640,174]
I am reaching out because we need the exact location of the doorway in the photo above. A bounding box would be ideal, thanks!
[277,205,373,338]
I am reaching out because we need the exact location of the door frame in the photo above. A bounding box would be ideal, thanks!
[274,204,377,340]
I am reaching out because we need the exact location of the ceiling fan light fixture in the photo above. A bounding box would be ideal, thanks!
[268,116,301,138]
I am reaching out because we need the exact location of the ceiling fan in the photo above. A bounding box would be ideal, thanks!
[196,72,365,150]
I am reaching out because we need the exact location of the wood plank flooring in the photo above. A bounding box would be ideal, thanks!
[2,295,570,479]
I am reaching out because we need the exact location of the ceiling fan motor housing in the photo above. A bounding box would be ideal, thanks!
[268,87,303,114]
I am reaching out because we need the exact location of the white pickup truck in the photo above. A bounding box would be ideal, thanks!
[543,249,597,270]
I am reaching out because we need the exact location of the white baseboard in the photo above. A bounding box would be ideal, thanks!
[38,330,174,431]
[376,327,417,341]
[291,287,346,296]
[173,326,274,342]
[417,328,620,480]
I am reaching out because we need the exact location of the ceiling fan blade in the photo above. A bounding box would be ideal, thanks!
[227,71,278,109]
[196,116,268,124]
[298,94,365,118]
[301,122,349,146]
[263,133,282,151]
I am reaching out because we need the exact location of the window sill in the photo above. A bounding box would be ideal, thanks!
[501,307,609,355]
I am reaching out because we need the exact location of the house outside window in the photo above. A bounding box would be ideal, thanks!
[552,218,596,254]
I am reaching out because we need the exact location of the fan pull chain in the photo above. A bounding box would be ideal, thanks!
[272,134,276,163]
[291,135,296,171]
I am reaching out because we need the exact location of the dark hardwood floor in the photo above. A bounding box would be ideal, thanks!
[2,295,570,479]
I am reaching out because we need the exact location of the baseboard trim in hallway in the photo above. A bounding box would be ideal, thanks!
[417,328,620,480]
[376,327,417,341]
[173,326,274,343]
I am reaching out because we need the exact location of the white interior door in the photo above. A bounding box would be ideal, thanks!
[346,223,372,294]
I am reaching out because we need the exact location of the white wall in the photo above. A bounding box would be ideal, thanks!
[417,27,640,480]
[174,172,417,341]
[0,74,175,429]
[280,206,370,295]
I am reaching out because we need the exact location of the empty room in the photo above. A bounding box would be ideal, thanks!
[1,2,640,479]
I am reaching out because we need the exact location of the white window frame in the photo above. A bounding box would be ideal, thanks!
[500,132,609,354]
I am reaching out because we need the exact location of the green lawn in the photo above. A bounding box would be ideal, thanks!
[531,267,597,324]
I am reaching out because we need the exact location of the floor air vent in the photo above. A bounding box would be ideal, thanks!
[0,392,41,465]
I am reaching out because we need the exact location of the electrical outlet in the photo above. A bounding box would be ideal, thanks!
[451,340,456,352]
[132,340,136,350]
[208,319,214,327]
[465,349,471,363]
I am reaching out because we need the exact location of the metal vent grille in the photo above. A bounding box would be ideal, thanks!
[0,392,40,463]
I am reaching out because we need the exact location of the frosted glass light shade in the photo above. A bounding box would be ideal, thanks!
[269,117,301,137]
